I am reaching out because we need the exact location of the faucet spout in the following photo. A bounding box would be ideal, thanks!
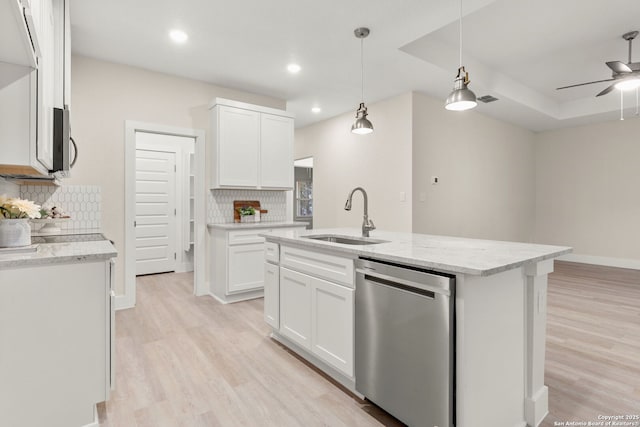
[344,187,375,237]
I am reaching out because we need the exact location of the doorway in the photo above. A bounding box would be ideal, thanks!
[123,122,206,310]
[293,157,313,229]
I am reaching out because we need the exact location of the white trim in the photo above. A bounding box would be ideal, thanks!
[558,253,640,270]
[124,121,207,309]
[208,97,294,118]
[80,406,99,427]
[208,290,264,304]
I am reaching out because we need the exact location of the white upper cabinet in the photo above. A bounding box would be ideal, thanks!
[0,0,69,176]
[0,0,40,88]
[216,106,260,187]
[260,114,294,188]
[210,98,295,189]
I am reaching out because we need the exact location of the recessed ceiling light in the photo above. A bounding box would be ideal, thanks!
[169,29,188,44]
[287,63,301,74]
[311,107,321,113]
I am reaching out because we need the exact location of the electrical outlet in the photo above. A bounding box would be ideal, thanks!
[399,191,406,202]
[431,176,439,185]
[419,192,426,202]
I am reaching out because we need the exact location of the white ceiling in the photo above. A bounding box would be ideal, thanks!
[70,0,640,131]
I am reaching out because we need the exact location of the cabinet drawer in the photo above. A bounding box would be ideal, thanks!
[264,241,279,263]
[280,245,354,287]
[228,229,268,245]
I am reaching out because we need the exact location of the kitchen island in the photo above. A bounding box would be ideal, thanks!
[261,228,571,427]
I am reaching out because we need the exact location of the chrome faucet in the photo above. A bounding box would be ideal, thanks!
[344,187,376,237]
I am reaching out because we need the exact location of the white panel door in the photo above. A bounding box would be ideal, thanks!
[260,114,293,188]
[135,149,176,275]
[310,276,354,377]
[279,267,312,350]
[217,106,259,187]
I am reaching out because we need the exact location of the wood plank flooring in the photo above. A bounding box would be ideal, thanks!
[100,262,640,426]
[98,272,398,427]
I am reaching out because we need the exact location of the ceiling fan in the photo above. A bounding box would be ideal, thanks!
[556,30,640,96]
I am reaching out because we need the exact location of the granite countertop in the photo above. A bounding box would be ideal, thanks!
[0,238,117,269]
[207,221,308,230]
[261,228,572,276]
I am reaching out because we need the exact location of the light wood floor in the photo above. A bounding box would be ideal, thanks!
[541,262,640,426]
[98,272,400,427]
[100,262,640,426]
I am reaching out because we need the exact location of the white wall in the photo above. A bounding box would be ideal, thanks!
[412,92,537,242]
[294,93,413,232]
[70,55,285,295]
[534,119,640,265]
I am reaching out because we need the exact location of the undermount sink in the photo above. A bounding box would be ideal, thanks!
[303,234,388,245]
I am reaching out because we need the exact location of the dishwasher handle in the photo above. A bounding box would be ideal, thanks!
[364,273,436,299]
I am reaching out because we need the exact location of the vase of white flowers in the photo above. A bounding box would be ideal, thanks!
[0,195,41,247]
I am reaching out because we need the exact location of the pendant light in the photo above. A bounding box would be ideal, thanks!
[351,27,374,134]
[445,0,477,111]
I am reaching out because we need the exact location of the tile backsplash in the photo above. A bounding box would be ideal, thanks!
[208,189,287,223]
[20,185,102,231]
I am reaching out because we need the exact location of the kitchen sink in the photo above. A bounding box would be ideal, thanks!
[303,234,388,245]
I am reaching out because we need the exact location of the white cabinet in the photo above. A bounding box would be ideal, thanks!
[228,243,265,293]
[278,266,354,377]
[209,225,306,303]
[209,98,294,190]
[264,262,279,329]
[0,0,39,84]
[259,113,293,188]
[0,258,114,427]
[280,267,313,349]
[310,275,354,377]
[0,0,69,176]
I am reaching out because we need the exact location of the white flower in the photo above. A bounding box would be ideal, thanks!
[1,197,41,219]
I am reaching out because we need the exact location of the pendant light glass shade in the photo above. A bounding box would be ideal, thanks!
[351,102,373,134]
[445,66,477,111]
[352,27,373,134]
[445,0,477,112]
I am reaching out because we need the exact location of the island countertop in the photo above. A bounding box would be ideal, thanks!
[261,228,571,276]
[0,237,117,269]
[207,221,307,230]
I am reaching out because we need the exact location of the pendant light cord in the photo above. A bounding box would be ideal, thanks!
[361,37,365,103]
[459,0,463,68]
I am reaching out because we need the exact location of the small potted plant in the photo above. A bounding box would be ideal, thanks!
[0,195,41,247]
[237,206,256,223]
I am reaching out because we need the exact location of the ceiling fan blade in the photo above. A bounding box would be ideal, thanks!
[606,61,632,73]
[596,84,616,97]
[556,78,616,90]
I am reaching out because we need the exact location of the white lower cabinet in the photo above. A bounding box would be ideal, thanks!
[264,262,279,328]
[277,265,354,377]
[310,275,354,377]
[0,258,114,427]
[228,243,265,293]
[279,267,312,349]
[209,225,306,303]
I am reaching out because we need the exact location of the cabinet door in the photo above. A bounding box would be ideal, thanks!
[217,106,259,187]
[35,0,54,170]
[279,267,312,350]
[260,114,293,188]
[228,243,265,293]
[264,262,279,329]
[311,276,354,377]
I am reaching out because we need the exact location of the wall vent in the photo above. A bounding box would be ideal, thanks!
[478,95,499,103]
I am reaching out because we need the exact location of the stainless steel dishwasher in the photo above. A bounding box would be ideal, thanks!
[355,258,455,427]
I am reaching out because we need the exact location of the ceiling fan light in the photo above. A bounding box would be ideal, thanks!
[614,78,640,91]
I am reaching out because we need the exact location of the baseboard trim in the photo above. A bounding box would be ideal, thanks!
[208,290,264,304]
[558,254,640,270]
[525,386,549,427]
[115,294,135,311]
[81,406,99,427]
